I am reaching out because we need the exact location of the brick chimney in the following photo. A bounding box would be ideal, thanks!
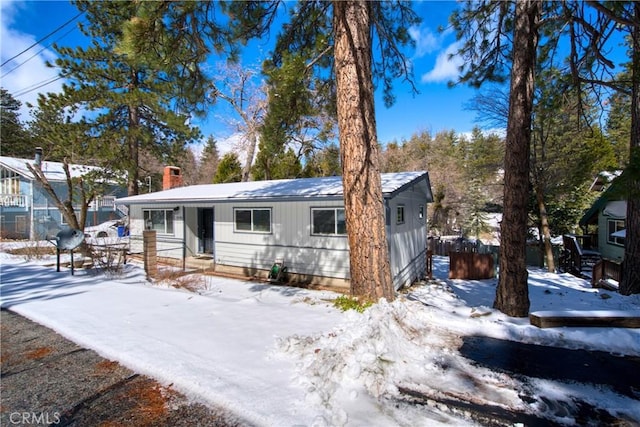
[163,166,183,190]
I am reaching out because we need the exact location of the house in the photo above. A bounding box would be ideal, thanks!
[0,151,127,240]
[579,171,625,262]
[117,168,433,290]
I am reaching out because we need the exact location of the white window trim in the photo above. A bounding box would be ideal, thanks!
[607,219,625,246]
[311,207,346,236]
[143,209,175,235]
[233,208,272,234]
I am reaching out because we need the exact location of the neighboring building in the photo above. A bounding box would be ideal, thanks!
[117,168,433,290]
[579,172,625,262]
[0,152,127,240]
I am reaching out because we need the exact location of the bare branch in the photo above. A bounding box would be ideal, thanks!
[586,1,636,28]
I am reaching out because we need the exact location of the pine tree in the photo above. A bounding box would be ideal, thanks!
[621,3,640,295]
[198,136,220,184]
[51,1,201,196]
[606,79,632,168]
[452,0,540,316]
[214,153,242,184]
[0,88,30,157]
[491,0,539,316]
[302,144,341,177]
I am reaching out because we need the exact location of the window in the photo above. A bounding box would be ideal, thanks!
[143,209,174,234]
[312,208,346,235]
[397,205,405,224]
[418,205,424,219]
[0,168,20,195]
[234,208,271,233]
[607,219,625,246]
[16,216,26,233]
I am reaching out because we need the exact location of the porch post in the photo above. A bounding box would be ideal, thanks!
[143,229,157,279]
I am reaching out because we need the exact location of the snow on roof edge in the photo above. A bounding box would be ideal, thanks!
[117,171,430,205]
[0,155,104,181]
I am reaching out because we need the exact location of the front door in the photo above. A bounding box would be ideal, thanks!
[198,208,214,255]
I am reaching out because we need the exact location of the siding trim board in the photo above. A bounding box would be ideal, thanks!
[214,240,350,253]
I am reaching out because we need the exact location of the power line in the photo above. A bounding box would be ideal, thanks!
[13,76,64,98]
[1,24,80,78]
[1,10,84,68]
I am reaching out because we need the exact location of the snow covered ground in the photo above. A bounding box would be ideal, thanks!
[1,243,639,426]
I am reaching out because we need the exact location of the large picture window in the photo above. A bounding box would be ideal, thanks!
[312,208,346,235]
[234,208,271,233]
[607,219,625,246]
[144,209,174,234]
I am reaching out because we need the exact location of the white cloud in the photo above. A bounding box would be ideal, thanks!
[420,41,464,84]
[409,25,453,59]
[194,132,248,161]
[409,26,439,58]
[1,1,64,121]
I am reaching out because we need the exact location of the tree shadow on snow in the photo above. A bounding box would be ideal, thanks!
[0,264,91,308]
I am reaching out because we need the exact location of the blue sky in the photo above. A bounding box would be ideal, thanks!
[1,1,485,150]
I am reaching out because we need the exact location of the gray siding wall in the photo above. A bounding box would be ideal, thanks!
[213,199,350,280]
[387,186,428,289]
[598,212,625,262]
[127,183,429,287]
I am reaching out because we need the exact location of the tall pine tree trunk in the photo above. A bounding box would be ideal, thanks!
[494,0,540,316]
[620,2,640,295]
[535,186,555,272]
[333,1,394,302]
[127,104,140,196]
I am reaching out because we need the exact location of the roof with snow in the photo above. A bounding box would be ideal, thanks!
[0,155,102,182]
[580,172,627,226]
[589,170,622,192]
[117,171,432,205]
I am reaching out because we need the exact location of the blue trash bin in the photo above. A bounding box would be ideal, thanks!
[117,225,126,237]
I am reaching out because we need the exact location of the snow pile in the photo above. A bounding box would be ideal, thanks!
[277,275,640,425]
[279,297,528,426]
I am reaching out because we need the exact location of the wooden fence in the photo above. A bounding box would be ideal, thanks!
[428,237,498,280]
[428,237,480,256]
[449,252,495,280]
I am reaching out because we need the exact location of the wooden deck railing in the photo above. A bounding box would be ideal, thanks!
[591,259,623,290]
[561,234,601,277]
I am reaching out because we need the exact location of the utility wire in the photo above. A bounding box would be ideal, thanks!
[1,10,84,68]
[13,76,64,98]
[1,24,79,78]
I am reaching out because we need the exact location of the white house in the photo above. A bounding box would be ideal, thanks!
[117,170,433,290]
